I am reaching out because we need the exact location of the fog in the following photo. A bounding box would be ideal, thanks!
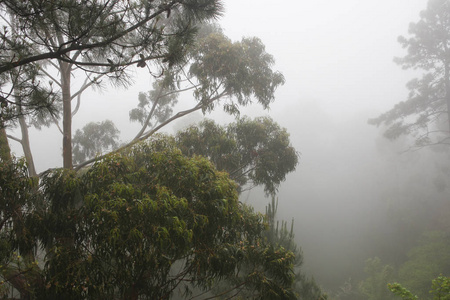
[218,0,436,290]
[9,0,450,295]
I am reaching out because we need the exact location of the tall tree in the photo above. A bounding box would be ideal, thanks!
[126,22,286,142]
[75,24,285,170]
[0,0,224,169]
[369,0,450,148]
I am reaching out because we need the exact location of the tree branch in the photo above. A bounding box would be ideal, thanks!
[74,91,229,171]
[0,2,176,74]
[133,84,165,140]
[6,134,22,144]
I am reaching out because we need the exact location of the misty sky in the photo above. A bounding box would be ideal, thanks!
[219,0,427,117]
[7,0,433,289]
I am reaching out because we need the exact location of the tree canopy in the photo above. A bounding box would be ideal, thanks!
[0,0,223,76]
[175,117,299,195]
[74,24,286,170]
[0,2,303,299]
[1,136,297,299]
[1,4,285,171]
[369,0,450,148]
[72,120,120,165]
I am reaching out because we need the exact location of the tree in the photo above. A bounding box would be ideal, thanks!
[1,8,285,173]
[369,0,450,149]
[1,42,61,175]
[265,198,328,300]
[175,117,298,195]
[0,157,40,299]
[0,0,224,169]
[0,136,297,299]
[0,3,296,298]
[74,23,285,170]
[72,120,121,165]
[388,275,450,300]
[129,81,180,139]
[396,231,450,298]
[359,257,397,300]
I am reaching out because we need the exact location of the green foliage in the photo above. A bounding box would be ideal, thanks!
[0,158,41,298]
[430,275,450,299]
[1,136,297,299]
[388,275,450,300]
[388,283,419,300]
[175,117,298,195]
[0,158,38,255]
[72,120,120,164]
[188,29,285,112]
[0,0,224,77]
[0,127,11,162]
[397,231,450,298]
[129,23,286,150]
[0,64,61,129]
[359,257,396,300]
[129,80,179,129]
[0,0,224,167]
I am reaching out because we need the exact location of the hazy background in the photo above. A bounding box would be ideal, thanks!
[10,0,442,293]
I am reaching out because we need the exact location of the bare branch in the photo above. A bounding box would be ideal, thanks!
[6,134,22,144]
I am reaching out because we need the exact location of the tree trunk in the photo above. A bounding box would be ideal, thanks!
[445,63,450,135]
[447,85,450,135]
[18,115,37,177]
[61,61,73,169]
[0,122,12,162]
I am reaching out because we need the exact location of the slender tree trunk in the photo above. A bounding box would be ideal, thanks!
[0,123,12,162]
[18,115,37,176]
[61,61,73,169]
[14,85,37,176]
[447,88,450,136]
[445,64,450,135]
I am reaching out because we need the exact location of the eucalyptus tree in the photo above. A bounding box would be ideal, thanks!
[0,0,224,169]
[129,24,285,140]
[72,120,120,164]
[369,0,450,148]
[0,136,297,299]
[75,23,285,169]
[175,117,298,196]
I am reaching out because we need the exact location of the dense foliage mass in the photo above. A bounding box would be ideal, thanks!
[0,137,297,299]
[175,117,298,195]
